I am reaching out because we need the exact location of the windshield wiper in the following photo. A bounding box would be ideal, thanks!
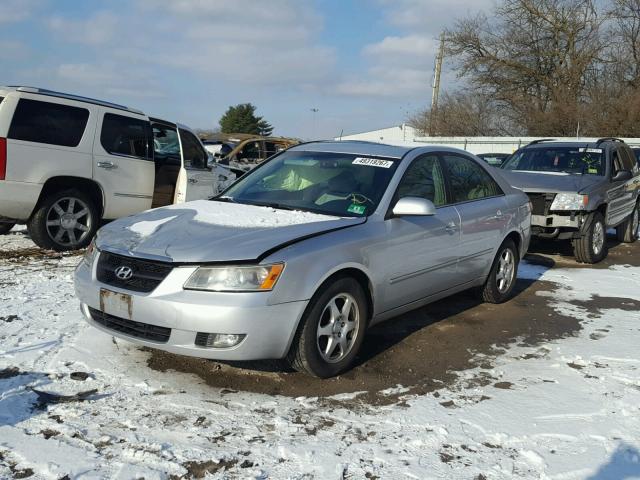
[248,201,299,211]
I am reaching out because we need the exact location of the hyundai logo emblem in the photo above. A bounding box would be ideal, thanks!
[114,266,133,281]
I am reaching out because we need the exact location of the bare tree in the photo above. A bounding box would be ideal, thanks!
[408,91,515,136]
[445,0,604,135]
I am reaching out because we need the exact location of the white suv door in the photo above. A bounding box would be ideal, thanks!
[178,128,217,201]
[93,109,155,219]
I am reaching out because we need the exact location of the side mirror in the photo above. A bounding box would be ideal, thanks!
[392,196,436,216]
[207,152,215,169]
[612,169,632,182]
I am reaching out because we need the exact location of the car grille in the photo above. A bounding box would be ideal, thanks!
[96,251,173,293]
[527,193,556,216]
[88,307,171,343]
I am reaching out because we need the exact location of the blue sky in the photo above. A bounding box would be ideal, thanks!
[1,0,490,139]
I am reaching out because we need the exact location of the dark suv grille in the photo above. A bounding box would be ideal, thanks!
[96,251,173,293]
[527,193,556,216]
[88,307,171,343]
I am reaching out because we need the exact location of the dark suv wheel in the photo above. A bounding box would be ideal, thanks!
[0,223,15,235]
[27,189,98,251]
[573,211,607,263]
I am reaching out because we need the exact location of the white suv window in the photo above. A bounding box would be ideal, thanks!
[8,98,89,147]
[100,113,152,160]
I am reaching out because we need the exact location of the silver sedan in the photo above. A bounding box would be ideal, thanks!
[74,141,531,378]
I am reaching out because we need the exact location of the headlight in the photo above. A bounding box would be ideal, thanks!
[82,238,99,268]
[184,264,284,292]
[550,193,588,211]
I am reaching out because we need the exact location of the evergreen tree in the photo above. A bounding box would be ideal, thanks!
[219,103,273,136]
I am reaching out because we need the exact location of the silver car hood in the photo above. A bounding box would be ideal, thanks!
[96,200,364,263]
[499,170,602,194]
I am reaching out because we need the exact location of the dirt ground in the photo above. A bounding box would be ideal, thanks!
[146,234,640,405]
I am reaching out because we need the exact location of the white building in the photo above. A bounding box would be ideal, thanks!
[335,127,640,155]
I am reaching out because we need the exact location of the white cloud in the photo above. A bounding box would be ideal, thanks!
[0,0,42,24]
[44,0,334,89]
[48,11,118,46]
[336,0,492,99]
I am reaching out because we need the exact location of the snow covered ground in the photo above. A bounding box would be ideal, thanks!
[1,227,640,479]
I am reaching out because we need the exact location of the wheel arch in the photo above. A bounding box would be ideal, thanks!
[32,176,105,219]
[504,229,523,257]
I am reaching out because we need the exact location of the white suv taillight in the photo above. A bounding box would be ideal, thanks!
[0,137,6,180]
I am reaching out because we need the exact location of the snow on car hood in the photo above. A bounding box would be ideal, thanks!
[499,170,602,193]
[95,200,364,263]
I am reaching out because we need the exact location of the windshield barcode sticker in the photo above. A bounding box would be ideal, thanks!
[353,157,394,168]
[579,148,603,153]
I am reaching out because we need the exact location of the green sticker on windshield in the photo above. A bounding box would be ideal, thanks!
[588,167,598,174]
[348,204,366,215]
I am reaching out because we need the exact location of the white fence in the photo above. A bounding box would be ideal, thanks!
[335,128,640,154]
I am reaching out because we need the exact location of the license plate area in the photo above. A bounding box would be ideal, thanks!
[99,288,133,320]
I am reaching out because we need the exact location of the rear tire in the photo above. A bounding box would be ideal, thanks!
[27,189,99,251]
[573,211,607,263]
[616,203,639,243]
[287,277,368,378]
[480,239,519,304]
[0,223,15,235]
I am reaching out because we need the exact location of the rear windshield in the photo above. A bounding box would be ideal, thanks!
[8,98,89,147]
[502,147,604,175]
[222,151,401,217]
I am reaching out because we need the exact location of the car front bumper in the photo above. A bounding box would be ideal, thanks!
[74,257,308,361]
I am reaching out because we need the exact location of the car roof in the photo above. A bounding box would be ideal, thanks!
[291,140,413,159]
[0,86,144,115]
[522,139,624,150]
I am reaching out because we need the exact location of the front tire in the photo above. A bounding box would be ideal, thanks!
[287,277,368,378]
[480,239,519,304]
[616,203,639,243]
[0,223,15,235]
[27,189,98,251]
[573,211,607,263]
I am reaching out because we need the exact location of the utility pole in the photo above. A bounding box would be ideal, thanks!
[429,32,445,137]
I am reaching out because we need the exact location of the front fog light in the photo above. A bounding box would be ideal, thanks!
[195,332,246,348]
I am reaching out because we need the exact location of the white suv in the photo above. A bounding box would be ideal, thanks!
[0,86,235,250]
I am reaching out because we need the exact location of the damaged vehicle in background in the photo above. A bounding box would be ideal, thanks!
[211,134,298,173]
[75,141,531,378]
[0,86,234,250]
[501,138,640,263]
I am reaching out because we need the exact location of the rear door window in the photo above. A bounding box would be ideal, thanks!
[179,129,208,169]
[100,113,152,160]
[8,98,89,147]
[443,154,503,203]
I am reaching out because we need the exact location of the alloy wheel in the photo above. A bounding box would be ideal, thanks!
[316,293,360,363]
[496,248,515,294]
[45,197,92,248]
[592,221,604,255]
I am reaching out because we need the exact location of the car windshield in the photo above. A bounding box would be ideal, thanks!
[502,146,604,175]
[219,151,400,217]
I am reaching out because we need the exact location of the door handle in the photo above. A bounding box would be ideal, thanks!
[188,178,198,184]
[97,161,116,170]
[488,210,504,221]
[445,221,458,233]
